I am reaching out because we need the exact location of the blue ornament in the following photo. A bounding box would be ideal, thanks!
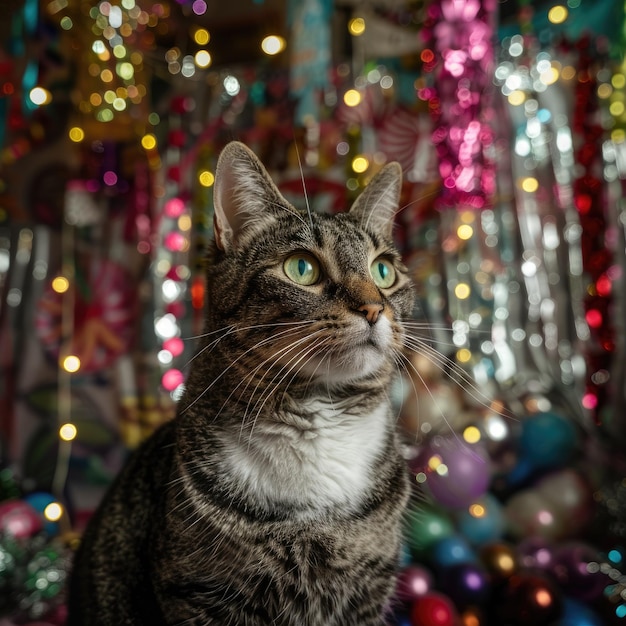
[556,598,604,626]
[430,534,475,568]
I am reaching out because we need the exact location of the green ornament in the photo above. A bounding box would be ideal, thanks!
[404,502,455,557]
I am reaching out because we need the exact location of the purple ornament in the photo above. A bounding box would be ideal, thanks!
[551,543,608,602]
[395,565,434,604]
[412,437,491,509]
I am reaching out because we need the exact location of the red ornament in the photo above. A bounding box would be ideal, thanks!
[411,592,458,626]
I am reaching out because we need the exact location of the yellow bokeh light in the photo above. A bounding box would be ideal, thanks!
[456,348,472,363]
[540,67,560,85]
[343,89,362,107]
[198,170,215,187]
[261,35,286,56]
[612,74,626,89]
[51,276,70,293]
[547,5,568,24]
[609,101,625,117]
[141,134,157,150]
[195,50,212,68]
[62,355,81,373]
[597,83,612,99]
[193,28,210,45]
[463,425,482,444]
[68,127,85,143]
[520,177,539,193]
[117,62,134,80]
[100,69,114,83]
[561,65,576,80]
[427,455,442,471]
[507,90,526,106]
[113,44,126,59]
[497,553,516,573]
[455,283,471,299]
[59,423,77,441]
[90,92,102,106]
[469,503,486,518]
[457,224,474,240]
[351,156,369,174]
[348,17,366,36]
[178,215,192,231]
[611,129,625,143]
[44,502,64,522]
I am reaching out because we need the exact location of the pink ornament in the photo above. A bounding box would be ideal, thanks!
[0,500,44,538]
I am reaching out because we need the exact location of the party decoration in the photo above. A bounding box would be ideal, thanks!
[422,0,497,210]
[430,534,475,568]
[395,565,434,604]
[0,500,43,539]
[438,562,490,608]
[410,436,491,509]
[557,598,604,626]
[456,494,505,546]
[411,591,459,626]
[508,412,578,485]
[479,542,519,581]
[495,571,562,625]
[550,543,608,603]
[289,0,332,124]
[505,487,569,541]
[35,257,136,373]
[404,503,455,557]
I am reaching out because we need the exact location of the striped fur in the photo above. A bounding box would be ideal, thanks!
[68,142,414,626]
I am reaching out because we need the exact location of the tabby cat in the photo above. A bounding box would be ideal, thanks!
[68,141,415,626]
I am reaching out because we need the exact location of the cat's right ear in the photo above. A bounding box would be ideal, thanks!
[213,142,287,252]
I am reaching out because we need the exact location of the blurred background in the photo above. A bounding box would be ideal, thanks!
[0,0,625,624]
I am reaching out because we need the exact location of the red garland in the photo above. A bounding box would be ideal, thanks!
[570,36,615,423]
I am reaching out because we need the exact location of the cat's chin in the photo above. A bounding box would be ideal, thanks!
[301,344,390,385]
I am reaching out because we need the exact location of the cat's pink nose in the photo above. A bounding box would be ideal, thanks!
[357,303,384,325]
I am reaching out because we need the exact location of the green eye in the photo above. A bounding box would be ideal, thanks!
[370,258,396,288]
[284,253,321,286]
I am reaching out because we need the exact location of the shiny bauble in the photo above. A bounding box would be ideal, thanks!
[411,591,459,626]
[410,437,491,509]
[456,494,505,546]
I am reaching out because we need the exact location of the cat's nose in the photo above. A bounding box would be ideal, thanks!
[356,303,384,325]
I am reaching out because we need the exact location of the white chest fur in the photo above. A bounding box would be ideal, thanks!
[220,399,390,519]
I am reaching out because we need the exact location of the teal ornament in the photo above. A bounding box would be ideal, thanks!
[509,412,577,485]
[23,492,59,536]
[457,494,505,546]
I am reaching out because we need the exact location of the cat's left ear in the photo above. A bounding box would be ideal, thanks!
[213,141,290,251]
[348,162,403,239]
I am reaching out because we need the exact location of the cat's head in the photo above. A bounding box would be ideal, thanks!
[204,141,415,389]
